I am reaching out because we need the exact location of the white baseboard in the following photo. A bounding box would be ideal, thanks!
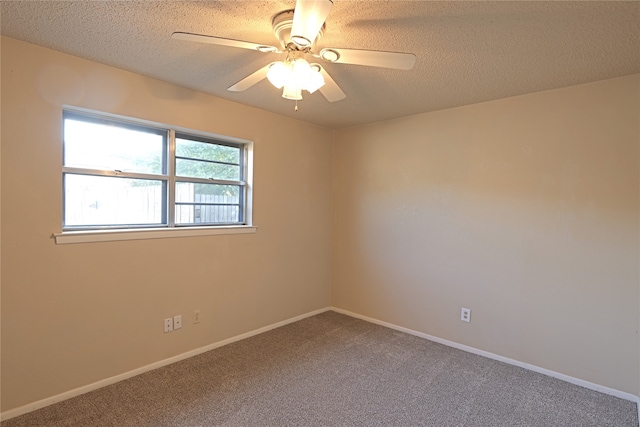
[0,307,332,421]
[331,306,640,405]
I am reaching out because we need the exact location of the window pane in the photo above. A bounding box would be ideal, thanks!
[175,158,240,180]
[176,138,240,164]
[175,182,240,224]
[175,137,241,180]
[64,117,164,174]
[64,174,164,227]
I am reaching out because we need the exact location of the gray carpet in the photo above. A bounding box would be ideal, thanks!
[2,311,637,426]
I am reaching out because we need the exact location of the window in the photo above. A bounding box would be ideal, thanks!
[62,110,251,233]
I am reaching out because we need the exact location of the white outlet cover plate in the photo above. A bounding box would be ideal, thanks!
[461,308,471,322]
[173,315,183,330]
[164,318,173,332]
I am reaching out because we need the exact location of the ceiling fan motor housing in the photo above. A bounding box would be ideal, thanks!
[272,10,324,51]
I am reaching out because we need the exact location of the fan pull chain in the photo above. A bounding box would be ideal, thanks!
[295,100,298,111]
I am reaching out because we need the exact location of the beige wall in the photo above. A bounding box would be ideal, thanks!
[332,74,640,395]
[0,37,333,411]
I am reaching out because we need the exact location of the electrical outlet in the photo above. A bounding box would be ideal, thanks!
[173,315,183,330]
[164,318,174,333]
[193,310,200,324]
[461,307,471,323]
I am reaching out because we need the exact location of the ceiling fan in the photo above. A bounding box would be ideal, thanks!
[172,0,416,108]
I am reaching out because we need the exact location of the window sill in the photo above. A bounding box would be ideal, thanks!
[53,225,257,245]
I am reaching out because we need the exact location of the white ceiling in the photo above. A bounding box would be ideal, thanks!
[1,1,639,129]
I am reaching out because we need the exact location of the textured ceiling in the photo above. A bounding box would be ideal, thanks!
[2,1,639,129]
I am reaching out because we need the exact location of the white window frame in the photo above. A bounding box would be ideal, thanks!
[54,107,255,245]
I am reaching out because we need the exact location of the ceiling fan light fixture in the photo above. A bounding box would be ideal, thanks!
[267,61,292,89]
[305,67,325,93]
[267,58,325,98]
[292,58,312,82]
[282,85,303,100]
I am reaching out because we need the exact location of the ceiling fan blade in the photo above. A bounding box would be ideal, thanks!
[291,0,333,48]
[319,48,416,70]
[172,32,279,53]
[228,63,274,92]
[316,65,346,102]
